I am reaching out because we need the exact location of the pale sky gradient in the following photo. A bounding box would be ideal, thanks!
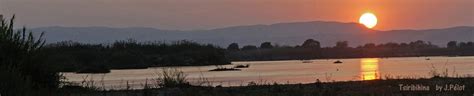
[1,0,473,30]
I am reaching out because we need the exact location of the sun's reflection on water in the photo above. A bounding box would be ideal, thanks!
[360,58,380,80]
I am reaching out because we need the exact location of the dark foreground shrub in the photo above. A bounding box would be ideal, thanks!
[0,16,61,95]
[153,68,192,88]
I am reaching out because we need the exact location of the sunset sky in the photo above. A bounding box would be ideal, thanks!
[1,0,473,30]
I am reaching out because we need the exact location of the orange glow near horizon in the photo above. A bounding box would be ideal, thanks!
[360,58,380,80]
[359,12,378,29]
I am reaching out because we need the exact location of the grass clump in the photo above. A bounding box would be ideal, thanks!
[153,68,192,88]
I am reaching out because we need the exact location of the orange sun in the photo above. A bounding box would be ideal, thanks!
[359,12,378,29]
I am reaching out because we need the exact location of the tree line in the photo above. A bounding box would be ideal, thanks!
[227,39,474,61]
[41,39,230,73]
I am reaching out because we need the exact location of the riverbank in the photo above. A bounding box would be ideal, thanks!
[60,77,473,96]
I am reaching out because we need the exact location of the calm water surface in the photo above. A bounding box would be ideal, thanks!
[63,56,474,89]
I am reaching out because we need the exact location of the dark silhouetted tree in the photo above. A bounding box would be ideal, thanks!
[447,41,458,49]
[363,43,376,48]
[335,41,349,48]
[408,40,437,48]
[301,39,320,48]
[260,42,274,49]
[467,42,474,47]
[227,43,240,51]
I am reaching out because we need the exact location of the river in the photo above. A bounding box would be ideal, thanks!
[63,56,474,89]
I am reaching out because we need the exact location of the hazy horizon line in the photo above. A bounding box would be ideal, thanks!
[28,20,474,32]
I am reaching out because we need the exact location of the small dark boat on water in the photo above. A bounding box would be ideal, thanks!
[302,60,313,63]
[210,65,241,71]
[333,60,343,64]
[425,58,431,60]
[209,68,241,71]
[234,64,250,68]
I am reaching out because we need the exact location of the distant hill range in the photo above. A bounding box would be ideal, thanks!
[31,21,474,47]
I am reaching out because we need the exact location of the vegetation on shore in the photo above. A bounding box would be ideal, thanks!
[43,39,474,73]
[227,39,474,61]
[45,38,474,73]
[41,40,231,73]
